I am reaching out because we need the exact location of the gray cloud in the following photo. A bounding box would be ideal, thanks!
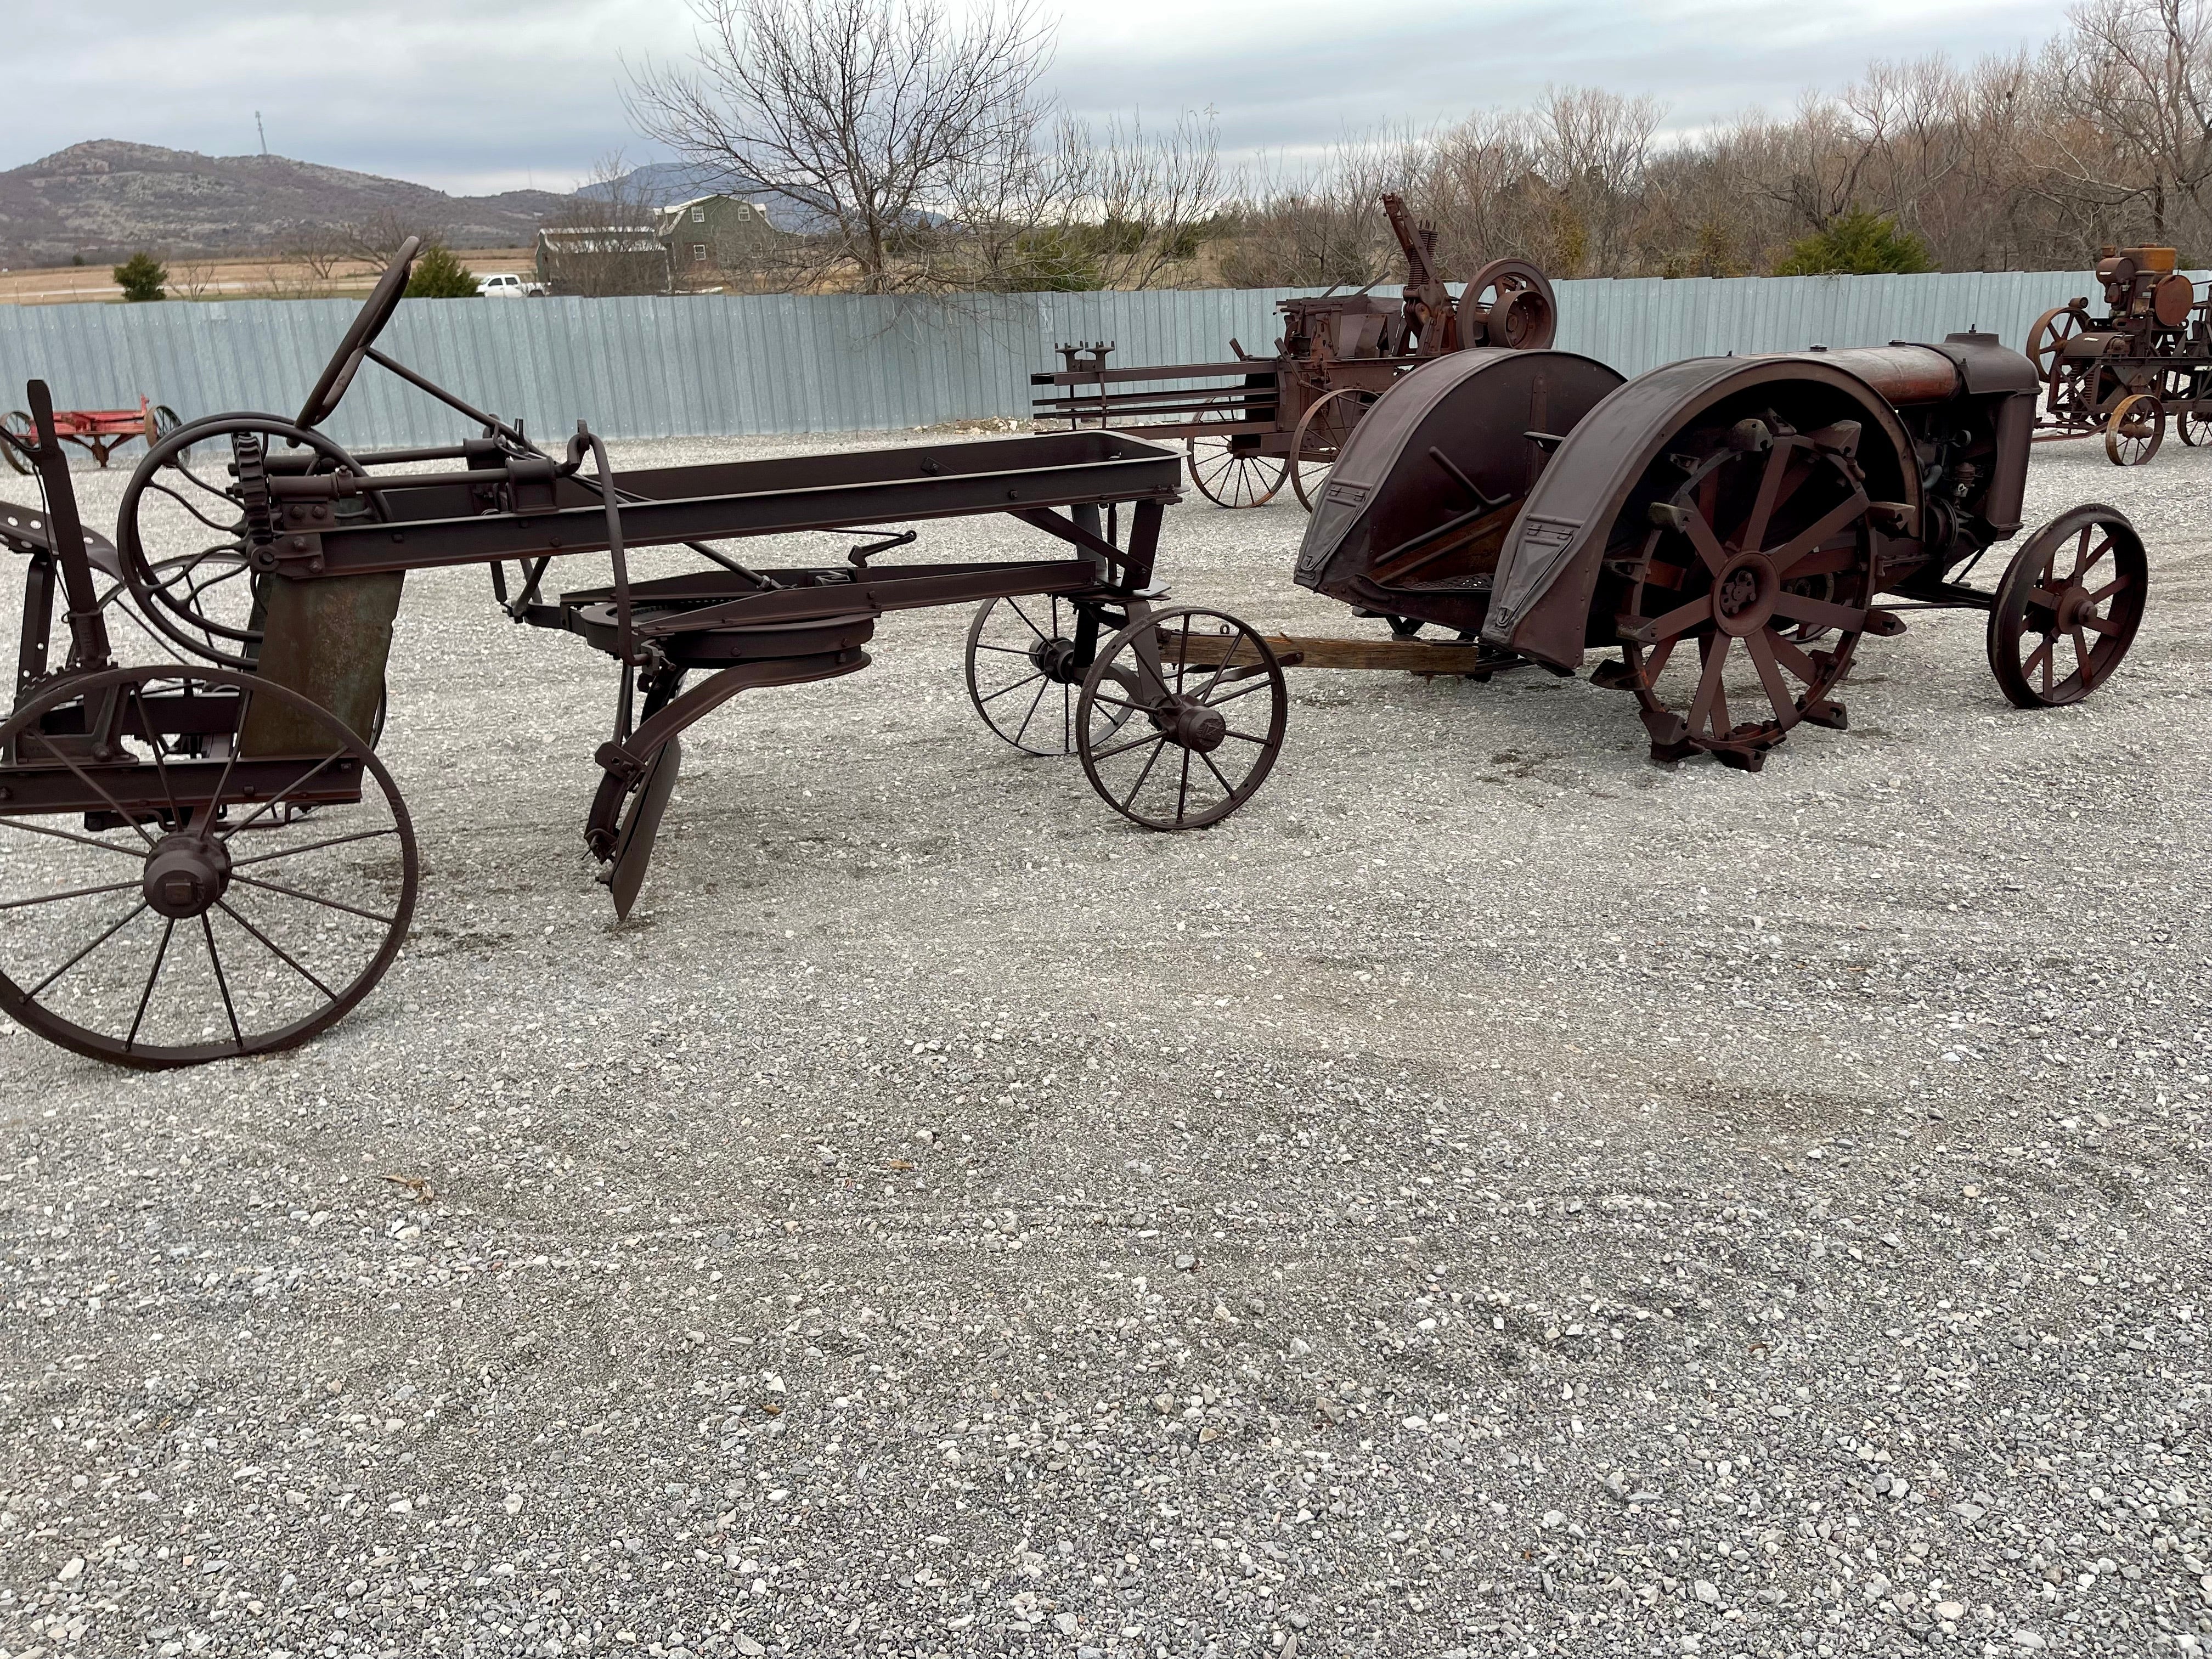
[12,0,2066,195]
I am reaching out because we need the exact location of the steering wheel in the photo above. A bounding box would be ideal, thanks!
[295,236,420,428]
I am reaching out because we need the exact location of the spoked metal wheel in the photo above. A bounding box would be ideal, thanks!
[1986,505,2147,709]
[1616,419,1874,771]
[116,415,374,668]
[964,594,1131,756]
[1185,432,1286,509]
[1076,606,1288,830]
[0,665,416,1068]
[2027,306,2089,382]
[2179,408,2210,447]
[1,412,32,475]
[2104,392,2164,466]
[1289,387,1378,511]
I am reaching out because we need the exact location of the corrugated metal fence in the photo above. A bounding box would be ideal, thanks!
[0,270,2093,453]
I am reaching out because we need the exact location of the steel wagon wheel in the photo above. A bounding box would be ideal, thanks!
[1184,433,1286,509]
[2104,392,2164,466]
[964,594,1130,756]
[0,664,416,1069]
[1289,386,1378,512]
[1985,505,2146,709]
[2179,408,2211,447]
[1076,606,1288,830]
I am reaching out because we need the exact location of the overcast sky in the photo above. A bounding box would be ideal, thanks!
[14,0,2066,197]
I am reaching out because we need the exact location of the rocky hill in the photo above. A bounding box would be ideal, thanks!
[0,141,572,268]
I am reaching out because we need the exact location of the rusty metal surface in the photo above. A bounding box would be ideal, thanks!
[1028,194,1562,498]
[2028,244,2212,464]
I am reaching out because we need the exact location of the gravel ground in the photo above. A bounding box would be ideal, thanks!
[2,425,2209,1659]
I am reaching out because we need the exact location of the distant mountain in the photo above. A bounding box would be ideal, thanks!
[578,161,836,234]
[0,141,572,268]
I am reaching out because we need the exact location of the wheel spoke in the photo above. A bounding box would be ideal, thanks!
[2019,634,2053,678]
[215,899,339,1001]
[125,918,177,1051]
[201,912,245,1051]
[228,826,399,869]
[1009,678,1049,748]
[1637,591,1715,645]
[1689,636,1730,738]
[1091,725,1171,763]
[0,818,150,859]
[1741,444,1795,555]
[25,902,150,1001]
[219,746,351,841]
[0,877,144,913]
[1769,591,1866,634]
[129,685,185,827]
[32,740,162,850]
[1197,748,1240,801]
[1116,736,1170,809]
[1767,495,1869,573]
[978,671,1045,706]
[2070,625,2097,681]
[145,478,247,533]
[1766,631,1822,687]
[2085,573,2130,604]
[1681,510,1731,575]
[1745,631,1796,726]
[228,872,398,926]
[1006,599,1049,646]
[1175,744,1194,825]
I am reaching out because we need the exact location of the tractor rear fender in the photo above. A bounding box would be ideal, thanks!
[1293,347,1624,619]
[1480,355,1921,670]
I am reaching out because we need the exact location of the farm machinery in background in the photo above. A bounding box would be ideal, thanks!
[1031,193,1558,509]
[2027,244,2212,464]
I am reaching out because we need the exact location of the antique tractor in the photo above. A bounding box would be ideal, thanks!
[1278,331,2145,769]
[2028,245,2212,464]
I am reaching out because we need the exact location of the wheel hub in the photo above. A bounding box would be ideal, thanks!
[1165,696,1228,754]
[2053,583,2094,631]
[142,833,231,919]
[1029,636,1084,684]
[1713,555,1778,637]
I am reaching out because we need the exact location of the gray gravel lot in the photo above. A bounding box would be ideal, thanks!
[2,427,2209,1659]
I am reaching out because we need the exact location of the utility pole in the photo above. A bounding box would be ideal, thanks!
[255,113,268,156]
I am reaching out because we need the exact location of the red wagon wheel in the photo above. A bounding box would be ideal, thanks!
[1617,419,1874,771]
[1289,386,1378,511]
[0,664,417,1069]
[1985,505,2146,709]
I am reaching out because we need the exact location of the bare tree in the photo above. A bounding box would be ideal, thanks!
[629,0,1056,293]
[955,110,1224,291]
[2048,0,2212,238]
[341,210,445,268]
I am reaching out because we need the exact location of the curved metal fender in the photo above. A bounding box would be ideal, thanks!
[1480,355,1923,670]
[1292,347,1624,634]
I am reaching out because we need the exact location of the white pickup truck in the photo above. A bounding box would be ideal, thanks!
[476,273,548,298]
